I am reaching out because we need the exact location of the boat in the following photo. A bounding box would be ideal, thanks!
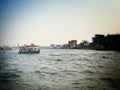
[18,43,40,54]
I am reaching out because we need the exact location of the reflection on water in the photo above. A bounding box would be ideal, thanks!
[0,49,120,90]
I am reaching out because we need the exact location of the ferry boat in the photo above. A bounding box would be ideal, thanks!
[18,43,40,54]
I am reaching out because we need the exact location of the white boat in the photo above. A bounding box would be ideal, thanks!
[19,43,40,54]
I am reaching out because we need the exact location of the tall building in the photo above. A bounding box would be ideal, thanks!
[92,34,105,50]
[92,34,120,51]
[105,34,120,51]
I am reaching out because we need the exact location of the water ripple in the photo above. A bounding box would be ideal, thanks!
[0,49,120,90]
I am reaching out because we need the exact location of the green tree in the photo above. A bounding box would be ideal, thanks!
[80,40,89,45]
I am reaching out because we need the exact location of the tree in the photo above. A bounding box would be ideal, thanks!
[80,40,89,45]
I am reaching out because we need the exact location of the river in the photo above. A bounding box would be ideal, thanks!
[0,49,120,90]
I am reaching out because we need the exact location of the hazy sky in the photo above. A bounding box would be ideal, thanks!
[0,0,120,46]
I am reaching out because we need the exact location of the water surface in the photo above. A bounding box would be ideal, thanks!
[0,49,120,90]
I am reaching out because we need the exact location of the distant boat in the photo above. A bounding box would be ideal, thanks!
[18,43,40,54]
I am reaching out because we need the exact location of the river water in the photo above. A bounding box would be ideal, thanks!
[0,49,120,90]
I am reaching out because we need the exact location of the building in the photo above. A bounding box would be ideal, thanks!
[92,34,105,50]
[61,44,70,49]
[68,40,77,48]
[105,34,120,51]
[61,40,77,49]
[92,34,120,51]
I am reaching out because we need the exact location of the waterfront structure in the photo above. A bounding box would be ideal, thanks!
[92,34,120,51]
[61,44,70,49]
[0,45,5,50]
[105,34,120,51]
[50,44,62,49]
[92,34,105,50]
[61,40,77,49]
[3,45,13,50]
[0,45,15,50]
[68,40,77,48]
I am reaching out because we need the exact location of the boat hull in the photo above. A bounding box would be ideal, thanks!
[19,50,40,54]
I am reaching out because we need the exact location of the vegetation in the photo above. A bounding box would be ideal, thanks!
[79,40,89,45]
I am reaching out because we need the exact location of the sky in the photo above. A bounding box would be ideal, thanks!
[0,0,120,46]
